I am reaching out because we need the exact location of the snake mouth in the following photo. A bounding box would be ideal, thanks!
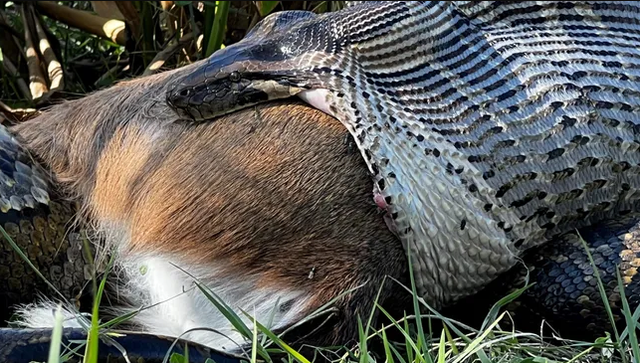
[167,74,307,122]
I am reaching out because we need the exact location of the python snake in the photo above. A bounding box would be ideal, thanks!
[167,1,640,307]
[0,328,243,363]
[0,124,92,324]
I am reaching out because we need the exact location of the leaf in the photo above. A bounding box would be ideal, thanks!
[170,353,186,363]
[517,358,551,363]
[245,314,311,363]
[47,306,65,363]
[255,1,280,17]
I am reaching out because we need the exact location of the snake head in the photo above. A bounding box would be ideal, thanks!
[166,43,312,121]
[166,10,334,122]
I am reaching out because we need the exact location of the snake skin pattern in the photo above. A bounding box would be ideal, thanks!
[0,125,91,324]
[2,104,640,354]
[446,213,640,339]
[166,1,640,307]
[0,328,242,363]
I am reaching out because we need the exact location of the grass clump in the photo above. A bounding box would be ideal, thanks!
[4,222,640,363]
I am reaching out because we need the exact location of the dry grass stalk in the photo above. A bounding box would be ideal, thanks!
[143,32,195,75]
[20,4,48,101]
[36,1,127,45]
[31,6,64,92]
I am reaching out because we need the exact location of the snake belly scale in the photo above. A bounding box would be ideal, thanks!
[167,1,640,307]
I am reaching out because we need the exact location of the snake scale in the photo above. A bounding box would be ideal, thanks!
[0,124,91,324]
[166,1,640,307]
[0,328,243,363]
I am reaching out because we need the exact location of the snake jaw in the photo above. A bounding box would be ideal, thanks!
[166,38,319,122]
[167,70,310,122]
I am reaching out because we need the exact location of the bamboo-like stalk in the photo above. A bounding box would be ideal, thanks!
[20,4,48,101]
[31,6,64,92]
[115,1,141,38]
[143,32,195,76]
[160,1,174,11]
[36,1,127,45]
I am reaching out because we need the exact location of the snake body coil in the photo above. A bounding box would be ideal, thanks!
[0,328,243,363]
[0,124,90,323]
[167,1,640,307]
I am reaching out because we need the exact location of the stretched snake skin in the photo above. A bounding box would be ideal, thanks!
[166,1,640,307]
[447,213,640,339]
[2,106,640,356]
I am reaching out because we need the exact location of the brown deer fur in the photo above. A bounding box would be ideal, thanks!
[11,63,409,352]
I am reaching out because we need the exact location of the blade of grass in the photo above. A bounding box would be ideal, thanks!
[450,311,506,363]
[204,1,229,57]
[406,248,431,363]
[616,269,640,362]
[480,280,532,331]
[160,326,251,363]
[243,312,311,363]
[252,314,259,363]
[437,329,446,363]
[47,306,65,363]
[260,297,281,347]
[192,284,251,337]
[376,305,423,363]
[577,231,626,363]
[620,302,640,342]
[404,314,415,363]
[380,326,395,363]
[565,347,595,363]
[83,251,116,363]
[388,276,478,344]
[443,324,458,355]
[358,316,368,363]
[194,282,272,361]
[388,342,408,363]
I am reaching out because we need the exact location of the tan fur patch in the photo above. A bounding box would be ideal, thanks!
[10,63,409,347]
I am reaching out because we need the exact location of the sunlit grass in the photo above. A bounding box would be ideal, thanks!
[4,221,640,363]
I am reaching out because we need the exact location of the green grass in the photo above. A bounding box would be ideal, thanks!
[3,2,639,361]
[3,221,640,363]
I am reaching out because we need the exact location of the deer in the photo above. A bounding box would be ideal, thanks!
[10,57,636,360]
[9,62,411,354]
